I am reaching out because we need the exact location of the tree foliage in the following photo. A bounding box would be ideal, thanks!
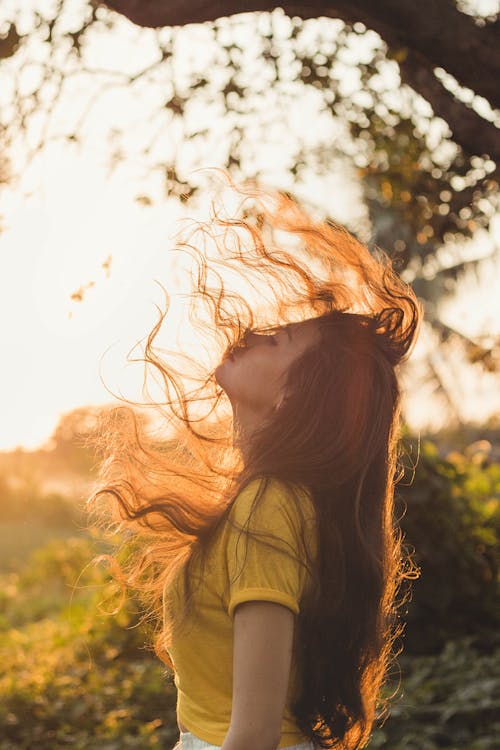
[102,0,500,160]
[396,435,500,654]
[0,431,499,748]
[1,1,499,415]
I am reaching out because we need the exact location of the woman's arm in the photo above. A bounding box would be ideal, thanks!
[221,600,295,750]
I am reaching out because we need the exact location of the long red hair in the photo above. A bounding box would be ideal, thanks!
[87,170,423,749]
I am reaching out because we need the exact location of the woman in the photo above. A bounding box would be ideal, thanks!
[87,172,423,750]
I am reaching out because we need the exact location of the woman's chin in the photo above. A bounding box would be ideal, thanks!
[214,358,232,387]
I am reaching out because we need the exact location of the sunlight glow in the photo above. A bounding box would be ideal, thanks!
[0,3,499,450]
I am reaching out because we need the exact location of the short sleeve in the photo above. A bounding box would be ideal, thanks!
[223,477,316,620]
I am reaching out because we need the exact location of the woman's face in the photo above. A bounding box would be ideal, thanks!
[215,318,322,424]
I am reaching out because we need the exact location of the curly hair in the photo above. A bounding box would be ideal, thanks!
[86,169,423,750]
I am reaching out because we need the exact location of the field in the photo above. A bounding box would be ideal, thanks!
[1,428,499,749]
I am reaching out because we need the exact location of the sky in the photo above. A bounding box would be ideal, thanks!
[0,2,499,451]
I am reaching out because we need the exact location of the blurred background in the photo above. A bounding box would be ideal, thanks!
[0,1,499,748]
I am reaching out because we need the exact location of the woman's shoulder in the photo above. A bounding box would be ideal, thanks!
[230,474,316,526]
[222,475,318,564]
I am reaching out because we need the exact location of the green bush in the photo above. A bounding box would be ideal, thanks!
[1,434,499,748]
[0,535,178,750]
[396,438,500,653]
[0,616,178,750]
[369,633,500,750]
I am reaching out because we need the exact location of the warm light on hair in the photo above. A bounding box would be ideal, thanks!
[86,169,423,750]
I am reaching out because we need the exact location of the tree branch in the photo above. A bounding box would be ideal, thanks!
[398,47,500,162]
[101,1,500,109]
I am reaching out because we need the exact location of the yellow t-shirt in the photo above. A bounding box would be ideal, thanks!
[163,475,317,749]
